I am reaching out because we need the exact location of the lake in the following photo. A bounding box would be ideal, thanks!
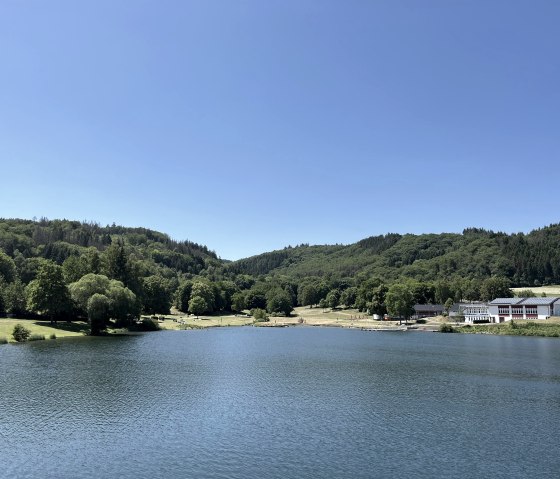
[1,327,559,478]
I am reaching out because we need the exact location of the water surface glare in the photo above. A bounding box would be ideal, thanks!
[1,327,560,478]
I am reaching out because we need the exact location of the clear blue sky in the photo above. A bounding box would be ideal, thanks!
[1,1,558,260]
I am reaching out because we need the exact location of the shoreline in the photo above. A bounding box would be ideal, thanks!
[2,310,560,344]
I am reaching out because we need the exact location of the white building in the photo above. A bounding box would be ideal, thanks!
[488,297,560,323]
[459,303,492,324]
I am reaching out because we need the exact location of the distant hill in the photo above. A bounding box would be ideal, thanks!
[226,225,560,286]
[0,218,219,276]
[2,218,560,288]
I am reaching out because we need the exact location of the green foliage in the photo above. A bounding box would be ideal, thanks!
[28,333,46,341]
[298,283,319,307]
[515,289,536,298]
[325,289,341,309]
[69,274,139,326]
[226,226,560,286]
[142,275,172,314]
[480,277,512,301]
[0,251,16,283]
[231,291,247,312]
[251,308,269,322]
[246,289,267,310]
[3,279,28,315]
[340,287,357,308]
[385,283,414,320]
[0,337,8,344]
[69,274,112,312]
[134,318,161,331]
[444,298,454,313]
[12,323,31,342]
[107,281,140,327]
[190,281,215,313]
[188,295,207,317]
[87,293,111,335]
[49,333,57,339]
[266,289,293,316]
[174,280,193,312]
[439,323,456,333]
[3,218,560,330]
[461,321,560,337]
[26,261,72,321]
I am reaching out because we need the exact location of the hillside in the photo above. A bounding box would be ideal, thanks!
[2,217,560,323]
[226,226,560,286]
[0,218,220,277]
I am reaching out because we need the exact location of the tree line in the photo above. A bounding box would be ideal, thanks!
[1,218,553,334]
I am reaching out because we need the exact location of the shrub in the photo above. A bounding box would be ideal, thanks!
[0,337,8,344]
[439,323,456,333]
[251,308,269,322]
[12,324,31,342]
[49,333,57,340]
[29,334,46,341]
[416,319,427,324]
[133,318,161,331]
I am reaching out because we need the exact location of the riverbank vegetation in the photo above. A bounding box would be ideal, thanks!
[1,218,560,338]
[459,319,560,337]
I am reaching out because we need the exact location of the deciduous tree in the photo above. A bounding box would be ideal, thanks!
[26,261,72,323]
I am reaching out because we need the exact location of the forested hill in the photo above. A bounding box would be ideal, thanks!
[1,217,560,326]
[227,226,560,286]
[0,218,219,277]
[2,218,560,287]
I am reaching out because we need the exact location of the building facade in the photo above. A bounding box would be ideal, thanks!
[488,297,560,322]
[412,304,444,319]
[458,303,492,324]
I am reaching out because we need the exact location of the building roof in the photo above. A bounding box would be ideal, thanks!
[520,297,560,305]
[490,297,560,306]
[414,304,444,312]
[489,298,524,305]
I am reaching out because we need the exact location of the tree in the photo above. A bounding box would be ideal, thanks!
[12,323,31,342]
[298,283,319,307]
[87,293,110,335]
[191,281,215,313]
[218,280,238,311]
[142,276,172,314]
[3,279,28,316]
[266,289,293,316]
[26,261,72,323]
[62,255,89,284]
[107,281,140,327]
[188,296,207,318]
[480,277,512,302]
[515,289,536,298]
[69,274,111,313]
[325,289,341,309]
[246,289,267,310]
[174,280,193,312]
[69,274,138,326]
[103,239,129,285]
[340,287,357,308]
[434,281,452,305]
[385,283,414,324]
[444,298,454,315]
[231,291,247,312]
[369,284,388,316]
[0,251,16,283]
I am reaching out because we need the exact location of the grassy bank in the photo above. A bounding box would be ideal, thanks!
[0,319,90,343]
[153,307,404,331]
[458,319,560,337]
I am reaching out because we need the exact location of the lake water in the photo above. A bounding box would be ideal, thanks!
[1,327,560,478]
